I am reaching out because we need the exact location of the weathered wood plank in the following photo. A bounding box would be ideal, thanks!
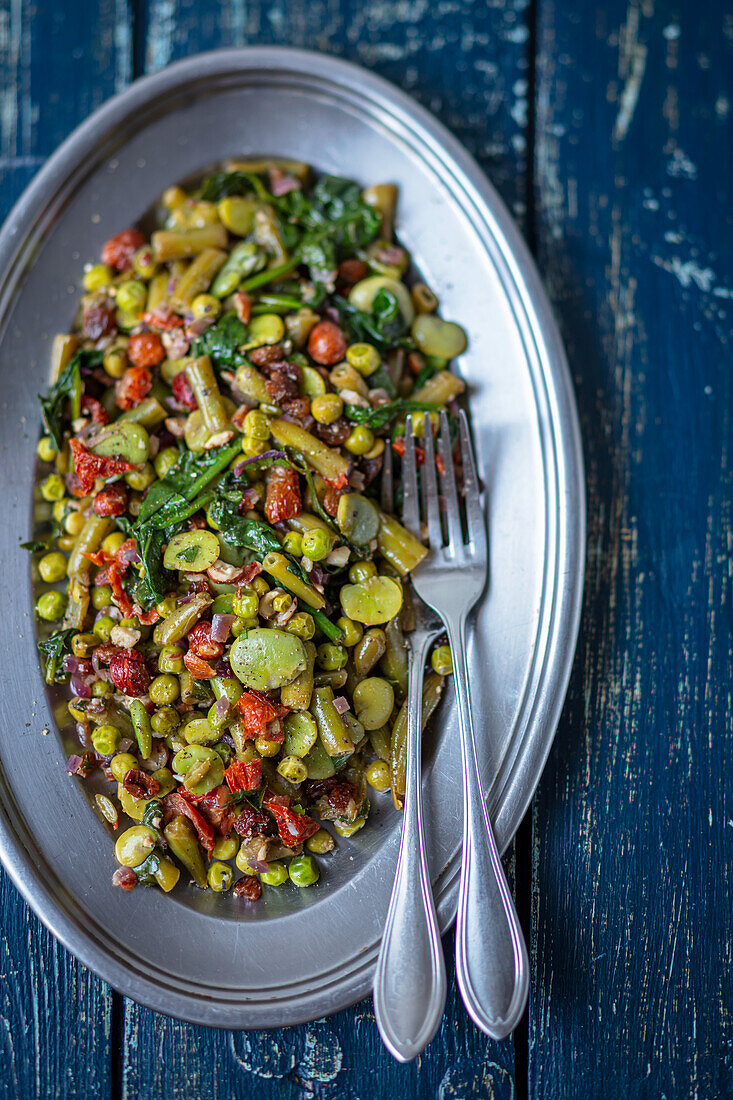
[530,2,733,1096]
[119,1,532,1094]
[0,1,133,1096]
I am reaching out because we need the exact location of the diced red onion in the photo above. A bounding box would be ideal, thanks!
[215,657,235,678]
[333,695,350,715]
[70,674,91,699]
[220,732,235,747]
[247,857,270,875]
[118,737,134,753]
[178,592,197,605]
[118,543,140,565]
[63,654,79,674]
[210,613,235,643]
[66,755,83,775]
[214,695,231,722]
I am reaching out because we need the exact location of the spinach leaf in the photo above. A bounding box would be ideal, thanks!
[344,399,440,431]
[198,170,256,202]
[130,524,174,610]
[38,627,76,685]
[207,499,282,557]
[21,539,52,553]
[39,350,103,450]
[190,313,249,374]
[333,292,410,350]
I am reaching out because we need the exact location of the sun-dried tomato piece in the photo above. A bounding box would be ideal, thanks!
[163,791,216,855]
[263,793,320,847]
[233,802,273,840]
[308,320,347,366]
[183,650,216,679]
[82,300,116,341]
[224,760,263,794]
[233,876,262,900]
[264,466,301,524]
[392,437,426,466]
[141,306,184,331]
[236,690,287,738]
[134,605,160,626]
[196,785,237,836]
[115,365,153,410]
[93,482,128,517]
[112,867,138,891]
[69,439,135,496]
[171,370,197,409]
[81,395,110,426]
[127,332,165,368]
[187,620,224,661]
[108,648,150,696]
[123,769,161,800]
[102,228,145,272]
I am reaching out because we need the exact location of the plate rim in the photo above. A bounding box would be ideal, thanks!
[0,46,585,1028]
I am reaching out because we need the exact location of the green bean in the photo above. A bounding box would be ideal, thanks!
[50,334,78,384]
[281,640,316,711]
[411,369,466,405]
[353,628,387,678]
[153,593,212,645]
[311,686,354,758]
[268,419,350,482]
[186,355,230,434]
[62,576,89,631]
[376,513,427,576]
[382,617,408,694]
[283,708,319,757]
[118,397,167,430]
[67,516,113,580]
[170,248,227,311]
[233,363,271,404]
[369,725,391,762]
[262,552,326,611]
[164,815,207,888]
[129,699,153,760]
[152,223,227,262]
[240,256,300,293]
[390,671,444,808]
[146,272,169,311]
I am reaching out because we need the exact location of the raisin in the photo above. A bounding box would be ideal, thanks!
[337,258,369,285]
[233,876,262,901]
[82,301,116,341]
[108,648,150,696]
[233,803,273,840]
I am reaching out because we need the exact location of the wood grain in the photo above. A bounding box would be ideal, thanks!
[530,2,733,1096]
[0,1,133,1095]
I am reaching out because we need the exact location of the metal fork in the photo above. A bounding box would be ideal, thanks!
[372,442,446,1062]
[407,410,529,1040]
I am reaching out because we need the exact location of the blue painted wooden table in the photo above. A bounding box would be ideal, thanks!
[1,1,731,1096]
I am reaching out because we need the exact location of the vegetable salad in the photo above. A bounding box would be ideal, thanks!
[30,159,464,901]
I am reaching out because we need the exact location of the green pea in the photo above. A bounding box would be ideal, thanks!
[285,612,316,641]
[38,551,66,583]
[154,446,180,480]
[117,280,147,313]
[110,752,138,783]
[125,462,156,491]
[431,644,453,675]
[306,828,335,855]
[93,615,116,641]
[316,643,348,671]
[349,560,377,584]
[150,673,180,705]
[301,528,332,562]
[158,645,185,674]
[151,706,180,736]
[288,855,320,887]
[36,591,65,621]
[92,680,114,697]
[207,861,234,892]
[277,755,308,784]
[260,861,288,887]
[163,529,221,573]
[366,759,392,792]
[282,530,303,556]
[83,263,113,292]
[92,585,113,610]
[232,585,259,620]
[40,474,65,502]
[212,835,238,861]
[92,724,121,755]
[132,246,158,279]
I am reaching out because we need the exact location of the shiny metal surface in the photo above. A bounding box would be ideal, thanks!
[373,445,446,1062]
[411,412,528,1038]
[0,48,585,1028]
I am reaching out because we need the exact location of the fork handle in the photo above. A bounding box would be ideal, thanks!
[448,616,529,1040]
[373,628,446,1062]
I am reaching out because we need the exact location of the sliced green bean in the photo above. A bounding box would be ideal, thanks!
[311,686,354,757]
[67,517,113,580]
[186,355,230,434]
[129,699,153,759]
[390,671,444,808]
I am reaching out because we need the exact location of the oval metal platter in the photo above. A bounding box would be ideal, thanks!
[0,48,584,1028]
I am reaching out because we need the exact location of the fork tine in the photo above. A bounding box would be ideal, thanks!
[437,410,463,550]
[381,440,393,513]
[421,420,443,548]
[401,416,420,538]
[458,410,486,552]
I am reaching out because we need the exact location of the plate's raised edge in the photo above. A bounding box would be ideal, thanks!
[0,47,585,1029]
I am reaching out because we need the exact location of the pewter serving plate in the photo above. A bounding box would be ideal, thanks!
[0,49,584,1028]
